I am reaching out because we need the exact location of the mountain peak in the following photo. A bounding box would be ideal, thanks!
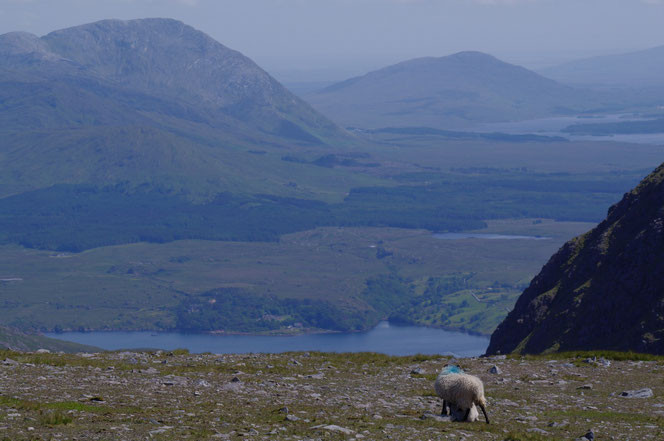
[307,51,589,130]
[0,18,346,156]
[0,31,60,61]
[41,18,250,106]
[448,50,499,61]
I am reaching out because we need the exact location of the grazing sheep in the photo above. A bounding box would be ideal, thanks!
[434,367,490,424]
[450,402,479,422]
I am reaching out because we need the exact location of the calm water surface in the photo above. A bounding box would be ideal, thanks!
[476,114,664,145]
[47,322,489,357]
[433,232,549,240]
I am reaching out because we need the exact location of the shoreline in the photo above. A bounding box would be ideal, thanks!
[43,321,492,338]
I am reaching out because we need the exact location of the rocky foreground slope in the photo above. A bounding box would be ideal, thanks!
[487,163,664,355]
[1,350,662,440]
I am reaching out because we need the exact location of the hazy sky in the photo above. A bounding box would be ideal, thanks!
[1,0,663,82]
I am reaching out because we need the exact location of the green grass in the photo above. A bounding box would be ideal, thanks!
[0,125,383,202]
[2,125,662,337]
[0,220,590,333]
[2,350,663,440]
[0,221,593,334]
[0,396,99,414]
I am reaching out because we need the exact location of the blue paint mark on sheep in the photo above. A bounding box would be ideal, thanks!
[441,365,463,375]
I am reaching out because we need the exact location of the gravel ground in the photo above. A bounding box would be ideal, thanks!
[1,350,663,440]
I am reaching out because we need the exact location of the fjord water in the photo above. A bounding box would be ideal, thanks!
[47,322,489,357]
[477,114,664,145]
[433,233,550,240]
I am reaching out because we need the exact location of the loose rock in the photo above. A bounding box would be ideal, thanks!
[488,365,502,375]
[620,388,653,398]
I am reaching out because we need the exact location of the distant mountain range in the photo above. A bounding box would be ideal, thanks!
[304,51,601,130]
[487,162,664,355]
[540,45,664,87]
[0,18,351,199]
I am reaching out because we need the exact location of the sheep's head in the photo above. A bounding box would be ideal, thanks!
[450,403,479,422]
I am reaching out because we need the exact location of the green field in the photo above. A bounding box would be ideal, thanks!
[2,129,663,336]
[0,220,594,335]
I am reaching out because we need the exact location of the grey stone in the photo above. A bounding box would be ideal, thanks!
[620,388,653,398]
[498,399,519,406]
[488,365,502,375]
[410,368,425,375]
[527,428,549,435]
[577,384,593,390]
[285,414,299,422]
[318,425,354,435]
[516,415,538,422]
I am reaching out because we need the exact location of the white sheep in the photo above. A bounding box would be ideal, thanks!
[434,368,490,424]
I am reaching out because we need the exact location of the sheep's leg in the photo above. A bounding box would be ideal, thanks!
[478,403,490,424]
[441,400,449,416]
[463,408,470,422]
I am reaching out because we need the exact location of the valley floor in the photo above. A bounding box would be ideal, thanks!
[0,350,662,440]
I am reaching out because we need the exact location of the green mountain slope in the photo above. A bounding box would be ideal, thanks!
[305,51,599,129]
[486,163,664,355]
[0,19,358,200]
[0,326,99,353]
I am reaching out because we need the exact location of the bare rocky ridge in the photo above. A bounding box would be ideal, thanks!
[487,163,664,355]
[0,350,662,440]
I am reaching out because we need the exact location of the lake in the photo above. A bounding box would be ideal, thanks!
[47,321,489,357]
[433,232,549,240]
[476,114,664,145]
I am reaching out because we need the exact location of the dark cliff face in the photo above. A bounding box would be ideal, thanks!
[487,163,664,355]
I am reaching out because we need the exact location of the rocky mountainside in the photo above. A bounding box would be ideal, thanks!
[305,51,599,129]
[1,349,662,440]
[487,163,664,355]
